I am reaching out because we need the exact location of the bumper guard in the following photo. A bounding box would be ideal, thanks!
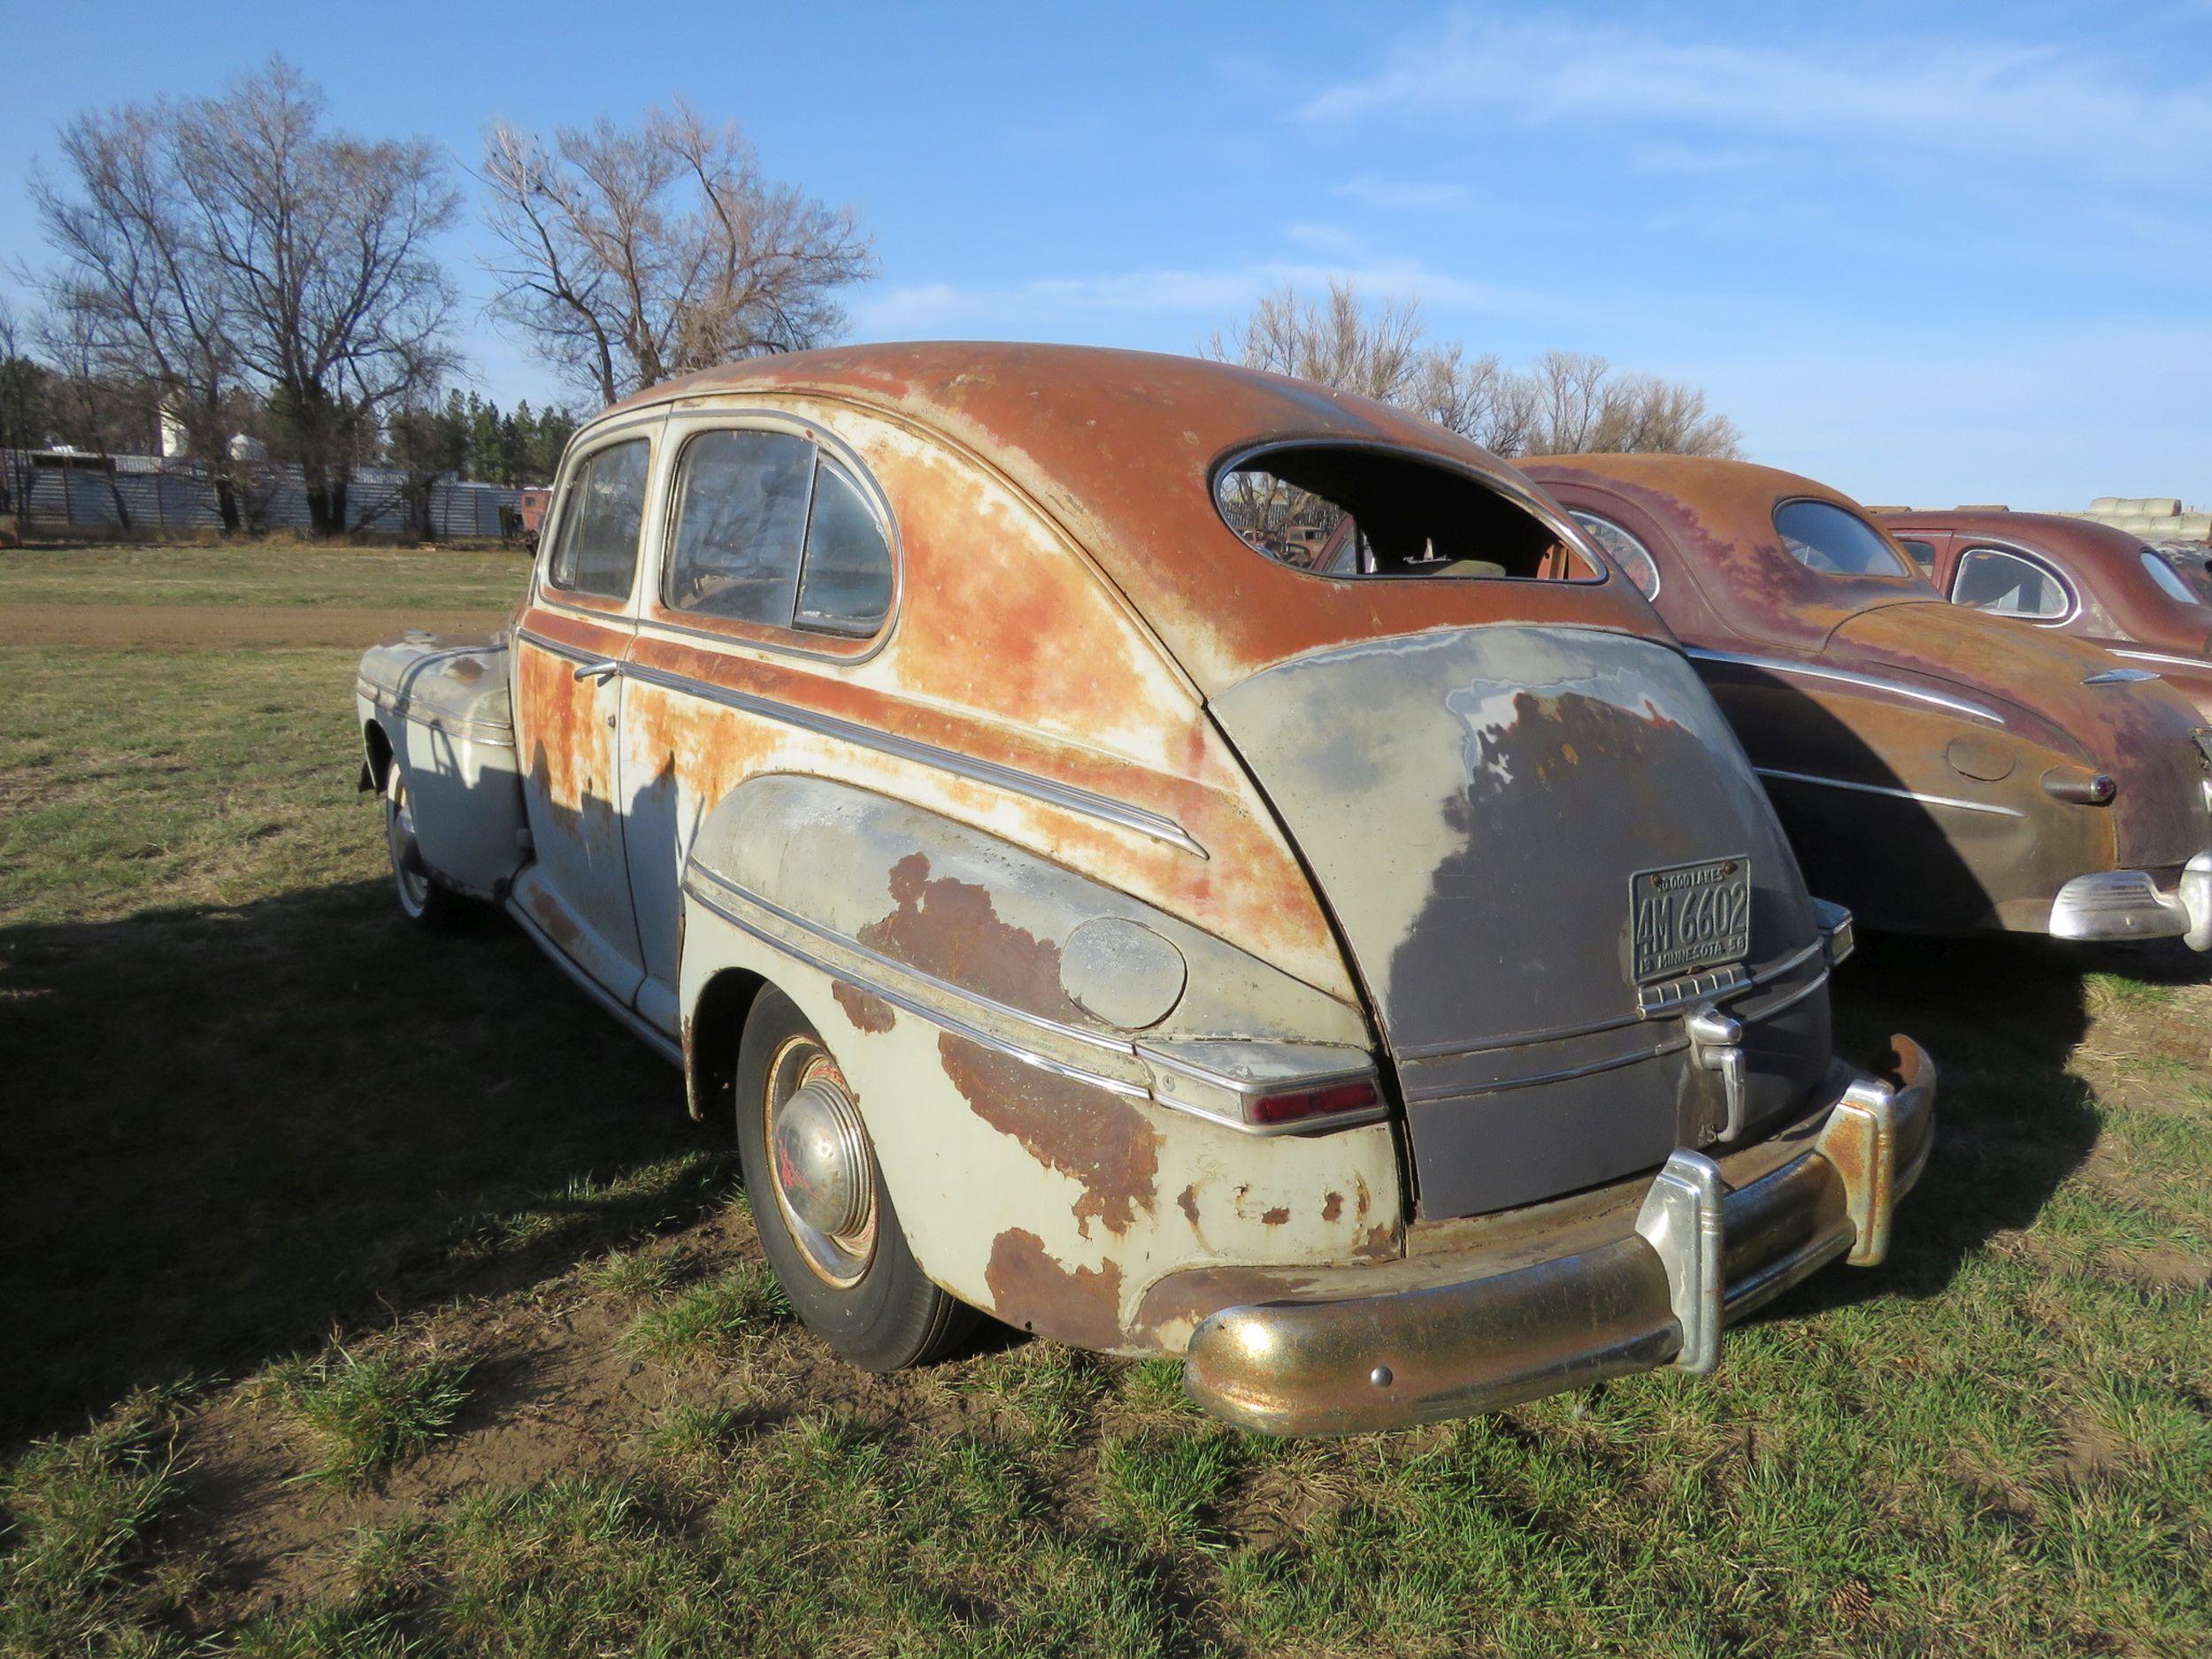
[2049,851,2212,950]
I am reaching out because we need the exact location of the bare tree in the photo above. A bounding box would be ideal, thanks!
[29,58,460,535]
[1204,281,1741,462]
[481,101,876,405]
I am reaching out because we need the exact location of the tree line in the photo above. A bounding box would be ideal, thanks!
[3,54,1739,540]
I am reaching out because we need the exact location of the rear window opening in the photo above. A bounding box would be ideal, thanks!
[1217,444,1601,582]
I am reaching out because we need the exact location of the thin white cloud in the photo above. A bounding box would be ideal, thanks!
[1284,220,1362,254]
[849,257,1578,339]
[1300,14,2212,185]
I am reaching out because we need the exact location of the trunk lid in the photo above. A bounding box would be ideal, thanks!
[1210,624,1832,1221]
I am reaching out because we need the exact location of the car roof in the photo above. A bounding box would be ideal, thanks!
[1880,509,2155,559]
[586,342,1667,691]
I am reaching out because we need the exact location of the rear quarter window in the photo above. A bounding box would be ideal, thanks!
[1773,498,1915,579]
[1217,444,1601,582]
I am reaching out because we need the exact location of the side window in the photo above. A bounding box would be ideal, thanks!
[664,428,895,640]
[795,462,895,636]
[547,440,650,599]
[1953,547,2070,620]
[664,430,815,625]
[1773,498,1915,578]
[1897,537,1938,576]
[2139,548,2204,607]
[1570,511,1662,600]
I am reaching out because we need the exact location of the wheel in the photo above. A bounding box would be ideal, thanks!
[383,764,454,929]
[735,987,977,1371]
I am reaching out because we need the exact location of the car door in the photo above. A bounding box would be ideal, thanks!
[618,412,899,1037]
[510,423,662,1004]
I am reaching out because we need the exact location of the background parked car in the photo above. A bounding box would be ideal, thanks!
[1878,508,2212,719]
[1522,455,2212,949]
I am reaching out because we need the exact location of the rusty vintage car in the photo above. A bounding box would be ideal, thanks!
[353,344,1933,1435]
[1523,455,2212,949]
[1875,509,2212,719]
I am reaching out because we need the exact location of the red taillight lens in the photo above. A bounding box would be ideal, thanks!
[1247,1076,1379,1127]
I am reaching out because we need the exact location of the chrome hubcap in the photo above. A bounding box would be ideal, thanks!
[765,1041,878,1286]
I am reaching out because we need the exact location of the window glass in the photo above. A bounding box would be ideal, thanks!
[1216,445,1598,581]
[547,440,649,599]
[2139,548,2204,607]
[1570,511,1661,600]
[664,430,815,624]
[795,463,895,637]
[1773,498,1914,577]
[1897,537,1938,575]
[1953,547,2070,619]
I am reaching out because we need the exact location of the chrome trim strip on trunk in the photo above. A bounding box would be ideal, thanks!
[1686,647,2005,726]
[2114,649,2211,672]
[625,659,1207,859]
[1753,766,2026,818]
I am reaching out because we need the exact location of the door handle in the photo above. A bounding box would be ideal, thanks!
[572,660,623,684]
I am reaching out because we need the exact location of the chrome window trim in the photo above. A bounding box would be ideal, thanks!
[1685,647,2006,726]
[1210,436,1613,588]
[1949,540,2079,626]
[648,406,902,665]
[537,426,659,608]
[622,657,1207,858]
[1569,509,1662,602]
[1754,766,2027,818]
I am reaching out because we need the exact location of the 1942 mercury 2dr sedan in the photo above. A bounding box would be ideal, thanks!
[355,344,1932,1435]
[1524,456,2212,951]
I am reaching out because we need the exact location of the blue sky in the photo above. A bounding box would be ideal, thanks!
[2,0,2207,507]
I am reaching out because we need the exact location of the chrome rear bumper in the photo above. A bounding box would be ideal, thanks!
[1180,1037,1935,1436]
[2049,851,2212,950]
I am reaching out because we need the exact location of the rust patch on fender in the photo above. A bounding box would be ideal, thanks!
[1131,1263,1323,1348]
[1262,1205,1290,1226]
[832,979,896,1033]
[941,1032,1160,1235]
[1323,1190,1344,1223]
[1177,1183,1201,1225]
[986,1228,1125,1349]
[857,852,1075,1019]
[1353,1220,1402,1262]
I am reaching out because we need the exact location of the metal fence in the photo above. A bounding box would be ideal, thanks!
[1,450,528,541]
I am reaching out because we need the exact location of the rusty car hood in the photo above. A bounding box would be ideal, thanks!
[1210,624,1832,1223]
[1827,602,2212,867]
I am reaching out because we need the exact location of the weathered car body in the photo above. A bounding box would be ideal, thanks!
[1878,509,2212,720]
[1524,456,2212,948]
[355,345,1933,1435]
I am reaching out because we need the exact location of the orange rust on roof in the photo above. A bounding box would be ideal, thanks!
[595,342,1670,693]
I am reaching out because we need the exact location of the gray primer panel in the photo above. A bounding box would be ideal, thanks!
[1210,625,1830,1219]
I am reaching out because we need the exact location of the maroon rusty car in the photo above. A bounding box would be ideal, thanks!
[1520,455,2212,948]
[1876,509,2212,719]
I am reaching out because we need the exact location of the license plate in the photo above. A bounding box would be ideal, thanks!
[1631,857,1752,985]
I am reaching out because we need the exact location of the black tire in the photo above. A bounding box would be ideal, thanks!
[735,987,977,1371]
[383,764,455,930]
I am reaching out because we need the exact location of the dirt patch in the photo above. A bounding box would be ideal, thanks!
[0,603,508,649]
[2099,1246,2212,1295]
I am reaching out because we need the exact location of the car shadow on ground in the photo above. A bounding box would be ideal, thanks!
[1759,926,2204,1325]
[0,878,726,1445]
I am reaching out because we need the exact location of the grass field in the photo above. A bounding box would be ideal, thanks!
[2,544,2209,1656]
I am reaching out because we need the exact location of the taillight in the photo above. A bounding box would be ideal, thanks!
[1247,1076,1380,1127]
[2042,766,2116,804]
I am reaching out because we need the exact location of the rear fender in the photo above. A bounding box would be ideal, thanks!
[678,772,1404,1353]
